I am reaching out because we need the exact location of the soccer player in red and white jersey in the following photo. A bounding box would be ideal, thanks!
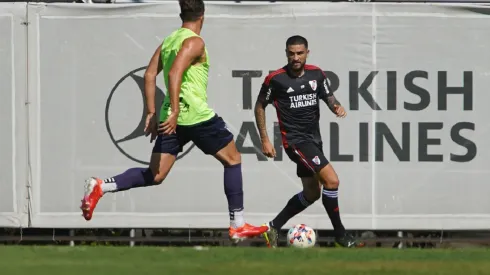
[254,35,364,248]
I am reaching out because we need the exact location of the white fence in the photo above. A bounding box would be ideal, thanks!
[1,2,490,230]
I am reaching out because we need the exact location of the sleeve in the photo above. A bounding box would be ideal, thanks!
[317,72,333,100]
[257,75,275,105]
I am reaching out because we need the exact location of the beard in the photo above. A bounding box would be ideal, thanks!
[288,61,304,73]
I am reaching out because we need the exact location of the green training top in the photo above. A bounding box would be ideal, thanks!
[159,27,215,126]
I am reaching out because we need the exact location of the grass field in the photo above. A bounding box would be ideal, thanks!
[0,246,489,275]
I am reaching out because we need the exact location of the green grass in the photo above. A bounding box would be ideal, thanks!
[0,246,489,275]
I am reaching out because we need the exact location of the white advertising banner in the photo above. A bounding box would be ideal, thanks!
[0,3,28,228]
[3,2,490,229]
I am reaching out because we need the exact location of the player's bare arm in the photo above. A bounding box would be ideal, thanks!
[323,92,341,112]
[161,36,205,134]
[319,76,346,118]
[144,43,164,114]
[254,92,269,142]
[323,93,346,118]
[143,43,164,141]
[254,86,276,158]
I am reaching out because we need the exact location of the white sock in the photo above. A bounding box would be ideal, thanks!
[101,179,117,193]
[230,210,244,228]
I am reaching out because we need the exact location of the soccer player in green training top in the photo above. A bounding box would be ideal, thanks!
[80,0,268,242]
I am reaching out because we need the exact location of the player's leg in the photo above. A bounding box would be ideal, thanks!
[101,152,176,192]
[213,139,244,228]
[80,133,183,221]
[214,140,269,240]
[296,142,364,247]
[187,115,268,241]
[316,163,363,247]
[316,163,345,237]
[263,171,321,248]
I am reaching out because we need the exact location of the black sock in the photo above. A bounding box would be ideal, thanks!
[223,163,244,228]
[322,187,345,238]
[271,191,313,230]
[111,168,156,192]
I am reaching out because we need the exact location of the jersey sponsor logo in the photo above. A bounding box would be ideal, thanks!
[289,93,318,109]
[309,80,317,91]
[105,66,195,165]
[162,98,190,114]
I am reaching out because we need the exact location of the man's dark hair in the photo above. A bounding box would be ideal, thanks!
[179,0,205,22]
[286,35,308,49]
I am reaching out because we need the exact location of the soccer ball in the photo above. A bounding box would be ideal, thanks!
[287,224,316,248]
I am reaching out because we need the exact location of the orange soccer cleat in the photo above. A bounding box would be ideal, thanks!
[80,177,104,221]
[229,223,269,243]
